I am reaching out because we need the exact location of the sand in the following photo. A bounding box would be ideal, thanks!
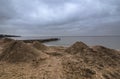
[0,39,120,79]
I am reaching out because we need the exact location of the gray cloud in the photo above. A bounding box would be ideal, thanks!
[0,0,120,36]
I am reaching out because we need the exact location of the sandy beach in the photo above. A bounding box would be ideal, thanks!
[0,38,120,79]
[1,0,120,79]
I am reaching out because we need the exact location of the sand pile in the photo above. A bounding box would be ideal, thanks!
[32,41,48,51]
[92,45,120,57]
[65,41,120,67]
[1,38,14,43]
[89,46,119,66]
[0,41,119,79]
[62,55,120,79]
[65,41,89,54]
[62,42,120,79]
[0,40,48,63]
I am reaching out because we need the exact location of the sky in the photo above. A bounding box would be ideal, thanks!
[0,0,120,36]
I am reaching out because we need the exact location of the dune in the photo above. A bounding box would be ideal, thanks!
[0,39,119,79]
[63,42,120,79]
[65,41,89,54]
[0,40,49,63]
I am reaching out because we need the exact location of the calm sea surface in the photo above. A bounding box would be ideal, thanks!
[11,36,120,49]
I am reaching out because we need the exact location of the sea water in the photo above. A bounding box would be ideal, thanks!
[11,36,120,49]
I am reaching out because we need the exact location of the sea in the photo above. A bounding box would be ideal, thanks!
[11,36,120,50]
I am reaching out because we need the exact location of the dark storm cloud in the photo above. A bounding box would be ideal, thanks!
[0,0,120,36]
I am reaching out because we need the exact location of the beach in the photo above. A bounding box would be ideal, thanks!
[1,0,120,79]
[0,38,120,79]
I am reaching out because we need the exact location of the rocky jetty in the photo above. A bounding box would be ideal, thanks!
[23,38,60,43]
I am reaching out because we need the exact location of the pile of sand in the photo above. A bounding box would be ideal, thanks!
[62,42,120,79]
[0,41,119,79]
[65,42,120,66]
[0,40,48,63]
[65,41,89,54]
[92,45,120,64]
[32,41,48,51]
[1,38,14,43]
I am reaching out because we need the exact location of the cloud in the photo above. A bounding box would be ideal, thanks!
[0,0,120,36]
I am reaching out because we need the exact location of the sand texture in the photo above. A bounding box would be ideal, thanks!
[0,38,120,79]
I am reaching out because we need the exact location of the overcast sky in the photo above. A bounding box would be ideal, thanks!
[0,0,120,36]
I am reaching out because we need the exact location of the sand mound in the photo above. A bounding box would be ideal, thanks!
[0,40,48,63]
[65,41,89,54]
[63,43,120,79]
[65,42,120,67]
[32,41,48,51]
[0,41,120,79]
[62,55,120,79]
[1,38,14,43]
[91,45,120,66]
[62,57,97,79]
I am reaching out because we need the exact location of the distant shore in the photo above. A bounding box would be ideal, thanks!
[0,34,21,38]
